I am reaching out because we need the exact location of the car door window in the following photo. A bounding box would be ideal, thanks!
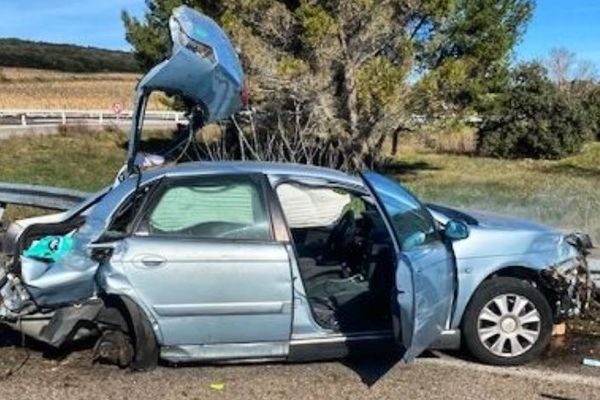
[137,175,271,241]
[106,184,155,236]
[276,183,352,228]
[362,173,439,250]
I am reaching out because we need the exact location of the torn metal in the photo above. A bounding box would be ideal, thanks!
[541,232,597,320]
[122,4,244,178]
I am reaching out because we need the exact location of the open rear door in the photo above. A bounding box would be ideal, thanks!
[361,172,455,361]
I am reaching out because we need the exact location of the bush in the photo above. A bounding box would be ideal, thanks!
[477,63,591,159]
[578,84,600,140]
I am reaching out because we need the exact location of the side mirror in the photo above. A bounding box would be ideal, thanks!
[444,219,470,241]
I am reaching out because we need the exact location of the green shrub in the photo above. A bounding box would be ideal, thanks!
[578,84,600,140]
[477,63,591,159]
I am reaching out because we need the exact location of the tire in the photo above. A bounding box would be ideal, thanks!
[96,297,159,371]
[121,297,160,371]
[462,277,553,366]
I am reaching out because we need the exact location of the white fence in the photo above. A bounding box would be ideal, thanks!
[0,108,185,127]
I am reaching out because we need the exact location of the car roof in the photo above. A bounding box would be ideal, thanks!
[139,161,364,187]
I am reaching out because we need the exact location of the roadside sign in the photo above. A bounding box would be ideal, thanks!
[112,102,123,115]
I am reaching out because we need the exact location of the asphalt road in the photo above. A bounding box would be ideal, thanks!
[0,338,599,400]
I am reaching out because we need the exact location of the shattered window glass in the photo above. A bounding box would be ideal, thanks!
[140,176,270,241]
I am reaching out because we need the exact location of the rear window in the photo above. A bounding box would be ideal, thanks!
[138,175,271,241]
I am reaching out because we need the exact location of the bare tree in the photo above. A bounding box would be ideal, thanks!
[547,48,576,88]
[574,59,598,81]
[546,47,597,88]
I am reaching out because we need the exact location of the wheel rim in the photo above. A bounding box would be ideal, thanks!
[477,293,541,358]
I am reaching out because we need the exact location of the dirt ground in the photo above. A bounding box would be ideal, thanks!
[0,331,599,400]
[569,304,600,336]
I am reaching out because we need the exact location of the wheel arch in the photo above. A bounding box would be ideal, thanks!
[458,265,557,328]
[99,293,160,370]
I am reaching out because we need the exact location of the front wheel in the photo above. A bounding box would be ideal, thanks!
[462,277,553,365]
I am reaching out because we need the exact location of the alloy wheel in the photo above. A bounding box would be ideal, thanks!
[477,293,541,358]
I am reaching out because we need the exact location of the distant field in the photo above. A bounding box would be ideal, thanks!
[0,129,599,242]
[0,67,166,110]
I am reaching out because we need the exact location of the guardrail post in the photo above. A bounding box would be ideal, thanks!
[99,112,103,124]
[175,113,180,123]
[61,111,67,125]
[0,201,5,223]
[21,114,26,126]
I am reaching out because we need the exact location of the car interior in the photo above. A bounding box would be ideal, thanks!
[275,181,396,333]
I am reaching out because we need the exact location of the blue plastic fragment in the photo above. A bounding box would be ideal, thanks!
[23,235,73,262]
[582,358,600,367]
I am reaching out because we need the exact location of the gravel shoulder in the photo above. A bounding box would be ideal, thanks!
[0,342,599,400]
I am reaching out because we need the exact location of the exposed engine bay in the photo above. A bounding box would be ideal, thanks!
[541,233,598,321]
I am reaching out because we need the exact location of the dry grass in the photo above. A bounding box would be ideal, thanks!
[0,67,136,82]
[0,67,166,110]
[424,125,477,155]
[390,143,600,242]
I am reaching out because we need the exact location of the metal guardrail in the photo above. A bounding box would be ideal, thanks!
[0,181,598,286]
[0,109,185,126]
[0,182,91,211]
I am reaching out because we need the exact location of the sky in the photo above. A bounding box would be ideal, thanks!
[516,0,600,65]
[0,0,599,65]
[0,0,146,51]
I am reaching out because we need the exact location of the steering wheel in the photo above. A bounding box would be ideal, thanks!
[324,210,356,261]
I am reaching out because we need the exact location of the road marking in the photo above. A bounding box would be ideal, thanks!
[418,356,600,388]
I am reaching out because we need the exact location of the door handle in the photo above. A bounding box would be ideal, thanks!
[139,255,166,268]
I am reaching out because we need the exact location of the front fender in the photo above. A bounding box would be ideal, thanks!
[450,251,577,329]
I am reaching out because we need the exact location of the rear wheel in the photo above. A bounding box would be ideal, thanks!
[93,330,134,368]
[94,298,159,371]
[462,277,553,365]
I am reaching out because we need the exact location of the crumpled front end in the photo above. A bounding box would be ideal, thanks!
[540,232,598,321]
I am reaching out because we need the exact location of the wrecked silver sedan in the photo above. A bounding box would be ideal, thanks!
[0,6,596,370]
[0,163,596,370]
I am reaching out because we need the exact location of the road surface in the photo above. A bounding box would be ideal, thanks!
[0,334,598,400]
